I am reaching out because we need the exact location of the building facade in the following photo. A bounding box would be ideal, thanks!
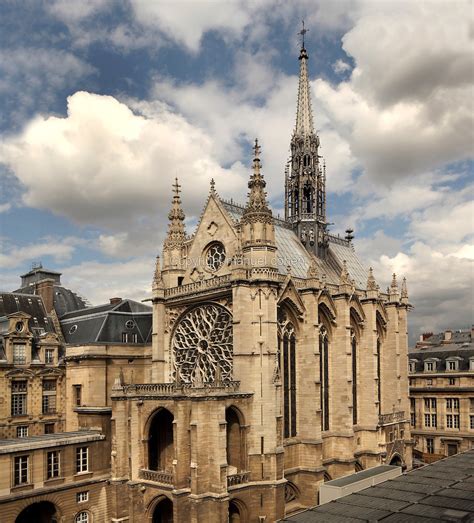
[409,328,474,463]
[109,40,412,523]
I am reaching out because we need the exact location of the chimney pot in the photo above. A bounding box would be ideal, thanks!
[109,297,122,305]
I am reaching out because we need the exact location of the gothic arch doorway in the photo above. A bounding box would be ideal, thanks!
[16,501,58,523]
[228,499,247,523]
[148,408,174,472]
[151,497,173,523]
[390,454,403,466]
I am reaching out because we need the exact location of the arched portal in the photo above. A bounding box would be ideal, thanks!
[226,406,245,472]
[148,408,174,472]
[390,454,403,466]
[152,497,173,523]
[16,501,58,523]
[228,499,247,523]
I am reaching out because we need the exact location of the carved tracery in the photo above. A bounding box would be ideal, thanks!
[171,304,233,384]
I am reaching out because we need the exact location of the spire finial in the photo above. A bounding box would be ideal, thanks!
[389,273,400,302]
[299,19,308,49]
[210,178,216,193]
[367,267,377,291]
[253,138,261,160]
[164,177,186,251]
[172,177,181,198]
[401,277,409,303]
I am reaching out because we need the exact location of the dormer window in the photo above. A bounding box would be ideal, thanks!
[424,360,436,372]
[45,348,55,365]
[470,358,474,371]
[446,356,462,372]
[409,359,418,373]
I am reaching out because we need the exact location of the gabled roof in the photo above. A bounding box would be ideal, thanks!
[219,199,368,289]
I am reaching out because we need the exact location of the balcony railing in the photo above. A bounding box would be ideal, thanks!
[379,411,406,426]
[227,472,250,487]
[139,468,173,485]
[116,380,241,397]
[164,274,231,298]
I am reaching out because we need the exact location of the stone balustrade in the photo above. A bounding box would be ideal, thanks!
[139,468,173,485]
[116,380,241,398]
[227,471,250,487]
[379,411,406,426]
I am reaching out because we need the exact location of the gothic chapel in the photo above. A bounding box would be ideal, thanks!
[110,38,412,523]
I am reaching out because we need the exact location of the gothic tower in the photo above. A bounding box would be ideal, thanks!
[285,30,327,257]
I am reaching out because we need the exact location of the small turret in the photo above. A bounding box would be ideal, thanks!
[366,267,379,300]
[389,273,400,302]
[401,277,409,304]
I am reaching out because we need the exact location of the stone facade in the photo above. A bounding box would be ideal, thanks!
[109,42,412,522]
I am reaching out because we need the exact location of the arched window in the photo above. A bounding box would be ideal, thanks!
[278,309,297,438]
[319,326,329,431]
[75,512,89,523]
[351,328,358,425]
[148,409,174,472]
[376,313,385,416]
[226,407,245,472]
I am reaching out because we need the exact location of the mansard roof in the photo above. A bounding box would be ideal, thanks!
[220,199,368,289]
[0,292,55,335]
[60,298,152,345]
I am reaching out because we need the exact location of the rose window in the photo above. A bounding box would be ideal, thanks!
[206,242,226,272]
[172,304,233,384]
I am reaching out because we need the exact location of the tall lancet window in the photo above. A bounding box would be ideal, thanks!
[351,328,358,425]
[319,325,330,431]
[278,309,297,438]
[376,313,385,416]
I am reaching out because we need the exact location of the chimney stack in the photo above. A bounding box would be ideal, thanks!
[109,297,122,305]
[36,278,55,313]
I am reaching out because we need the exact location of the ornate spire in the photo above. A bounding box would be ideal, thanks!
[366,267,378,299]
[210,178,216,194]
[340,260,351,285]
[295,21,314,137]
[367,267,377,291]
[242,139,272,219]
[389,273,400,302]
[163,178,186,250]
[401,277,409,304]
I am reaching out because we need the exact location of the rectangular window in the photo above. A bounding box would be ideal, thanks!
[74,385,82,407]
[14,455,29,485]
[131,333,138,343]
[470,398,474,412]
[45,349,54,364]
[16,426,28,438]
[449,378,456,385]
[47,451,60,479]
[411,412,416,427]
[13,344,26,364]
[76,447,88,473]
[446,414,460,429]
[470,415,474,430]
[425,362,434,372]
[470,359,474,371]
[42,380,57,414]
[76,491,89,503]
[446,398,459,411]
[426,378,433,385]
[426,438,434,454]
[44,423,55,434]
[448,360,457,370]
[11,381,27,416]
[121,332,128,343]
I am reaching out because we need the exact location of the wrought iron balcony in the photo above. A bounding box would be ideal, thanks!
[227,471,250,487]
[378,411,406,426]
[139,468,173,485]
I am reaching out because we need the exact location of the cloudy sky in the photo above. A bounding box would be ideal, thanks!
[0,0,472,343]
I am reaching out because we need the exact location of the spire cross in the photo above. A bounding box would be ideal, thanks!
[299,19,308,48]
[253,138,261,160]
[172,177,182,196]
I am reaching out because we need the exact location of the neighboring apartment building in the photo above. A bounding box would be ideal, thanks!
[409,328,474,463]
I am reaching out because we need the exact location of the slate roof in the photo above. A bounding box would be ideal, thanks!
[409,329,474,372]
[0,292,54,335]
[220,199,368,288]
[60,299,152,345]
[280,450,474,522]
